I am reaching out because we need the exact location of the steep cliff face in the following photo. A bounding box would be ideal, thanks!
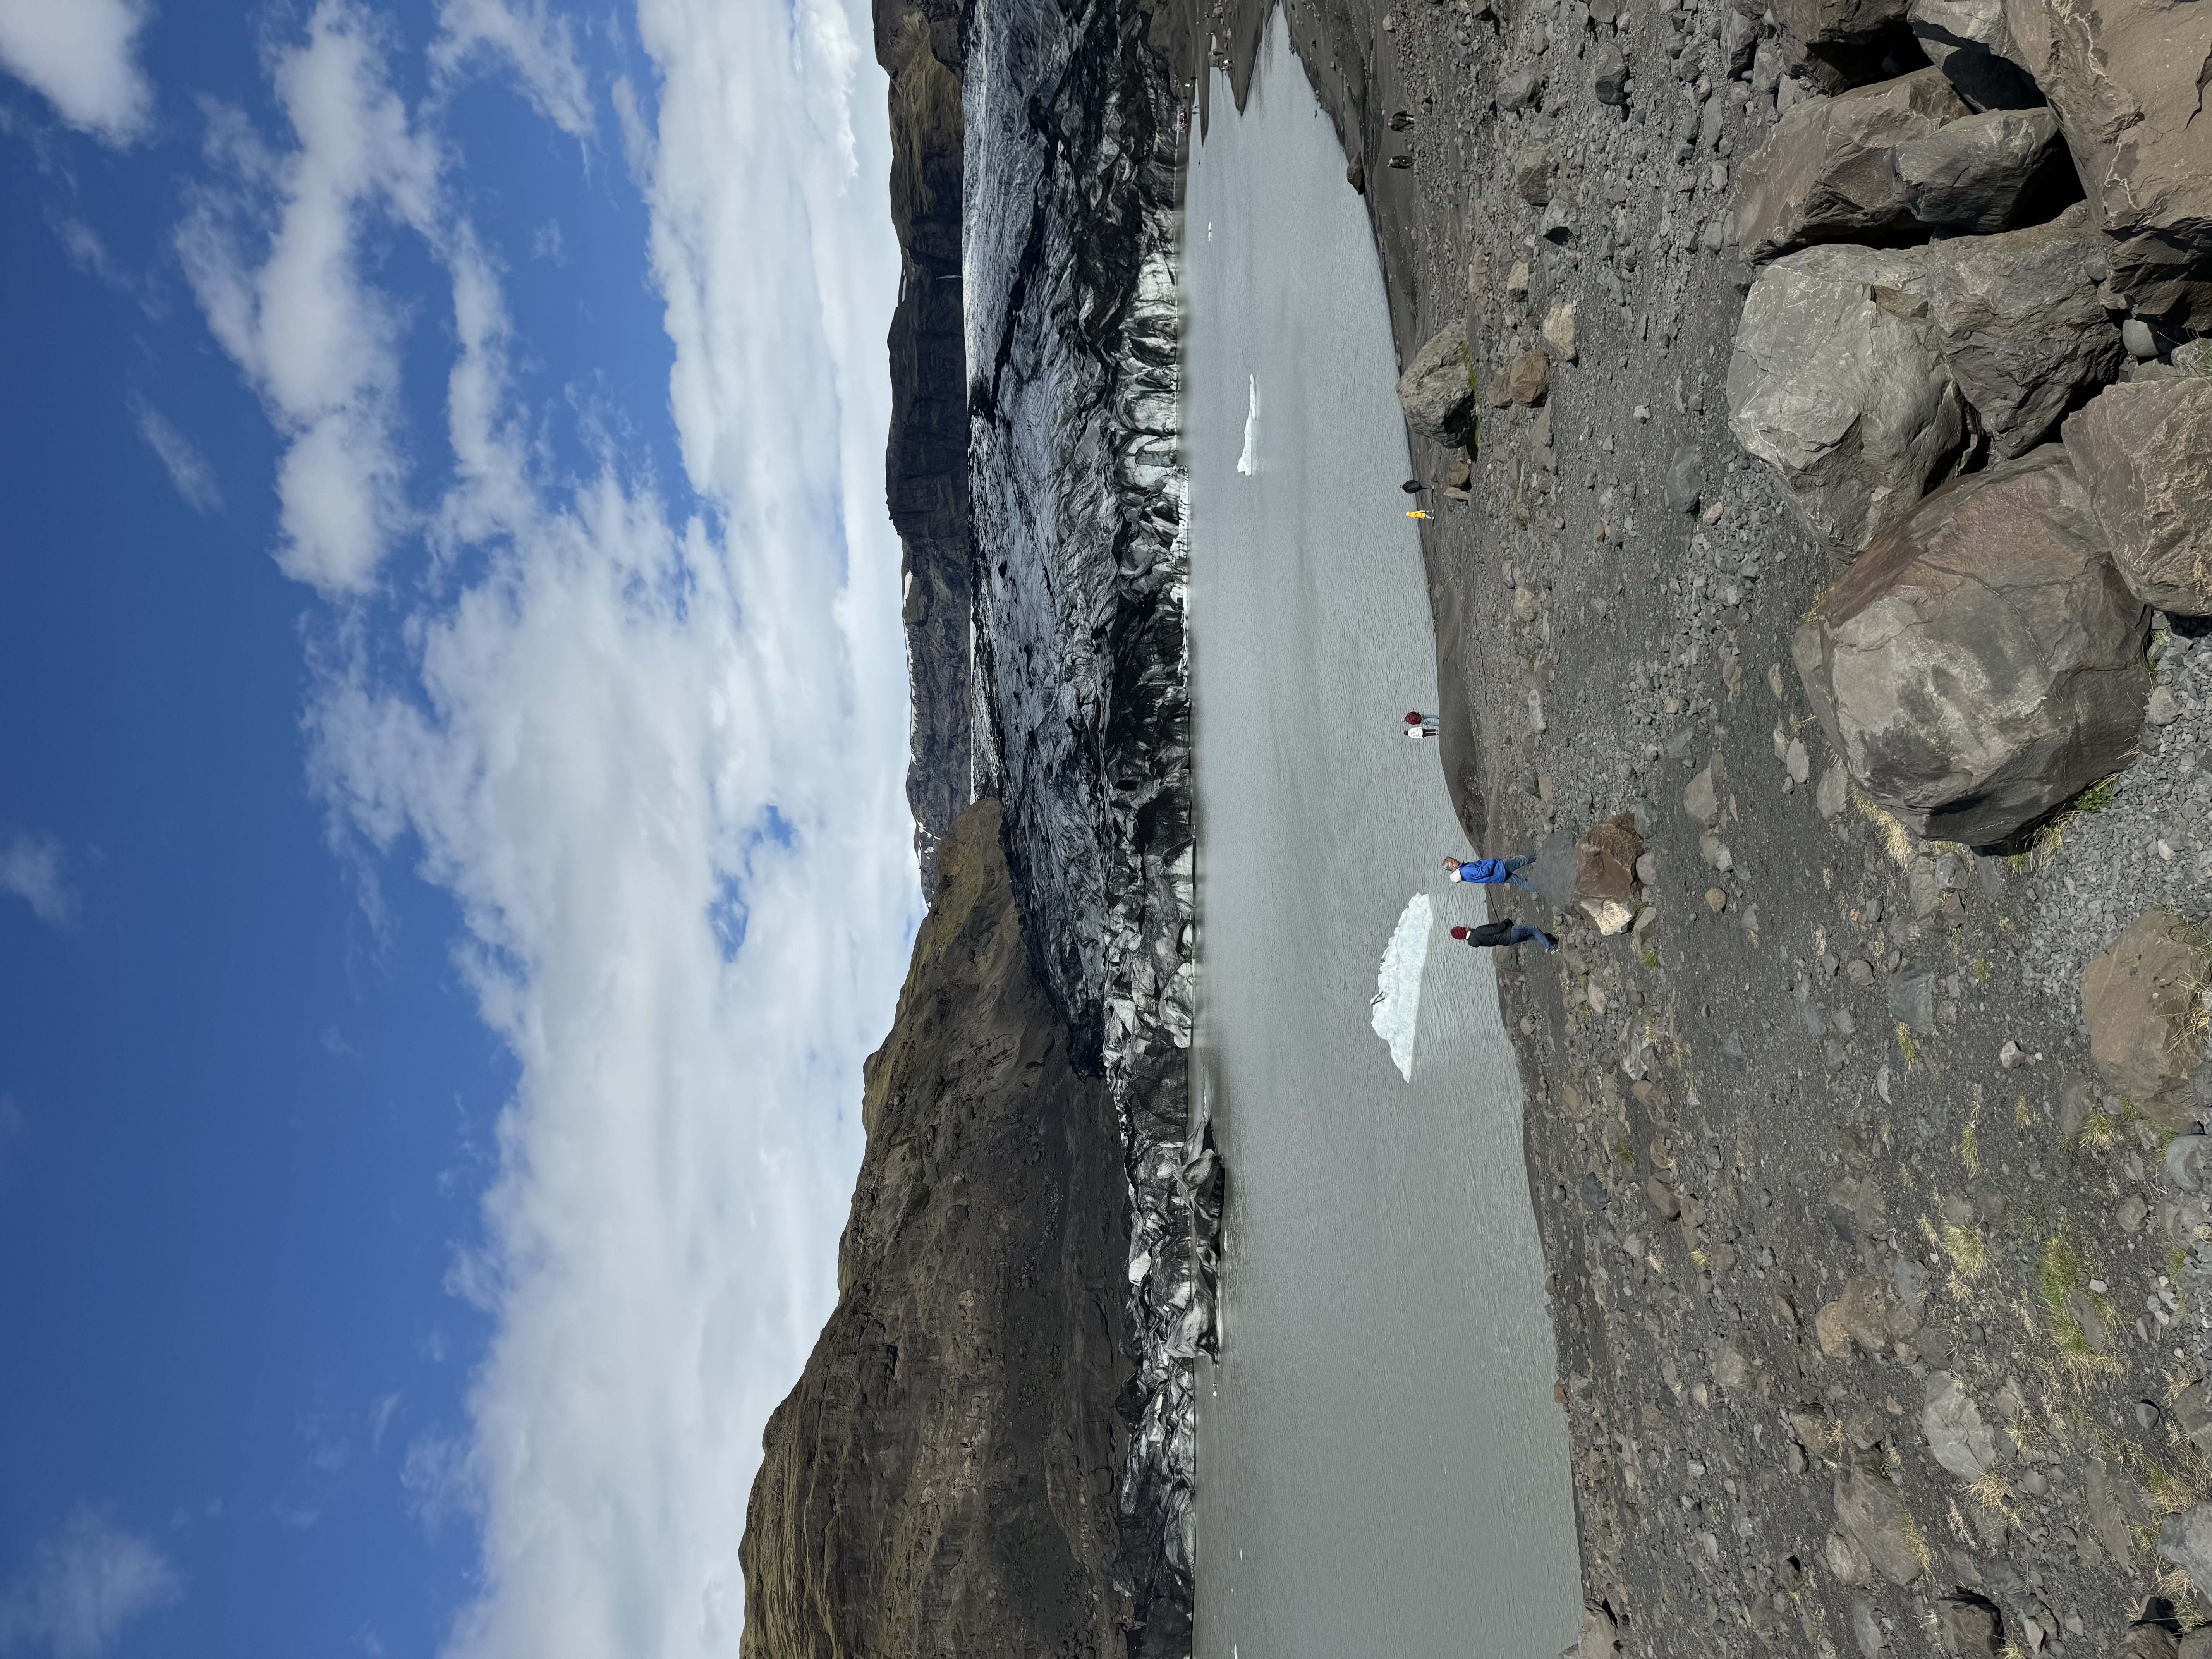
[738,799,1130,1659]
[879,0,973,894]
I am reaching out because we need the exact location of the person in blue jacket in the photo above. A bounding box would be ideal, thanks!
[1443,852,1538,894]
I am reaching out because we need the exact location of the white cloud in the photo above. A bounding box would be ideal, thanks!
[130,398,223,513]
[0,0,153,145]
[177,1,438,592]
[0,834,73,928]
[432,0,593,139]
[0,1510,181,1659]
[187,0,914,1654]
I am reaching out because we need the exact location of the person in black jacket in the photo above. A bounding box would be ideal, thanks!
[1451,921,1556,953]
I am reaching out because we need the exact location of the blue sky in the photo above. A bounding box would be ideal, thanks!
[0,3,917,1655]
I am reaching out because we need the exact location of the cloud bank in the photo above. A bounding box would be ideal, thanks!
[181,1,912,1653]
[0,1511,180,1659]
[0,0,153,144]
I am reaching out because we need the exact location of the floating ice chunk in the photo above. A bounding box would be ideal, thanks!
[1237,375,1260,475]
[1369,893,1432,1081]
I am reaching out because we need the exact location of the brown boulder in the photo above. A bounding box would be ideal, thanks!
[2082,909,2212,1128]
[2061,379,2212,615]
[1396,321,1480,444]
[1794,446,2150,846]
[1926,207,2126,458]
[1575,814,1643,903]
[2007,0,2212,328]
[1506,348,1552,407]
[1895,107,2072,234]
[1773,0,1910,45]
[1834,1453,1925,1584]
[1733,69,1970,262]
[1815,1273,1892,1356]
[1726,242,1968,551]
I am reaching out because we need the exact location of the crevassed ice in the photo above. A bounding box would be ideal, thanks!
[1369,892,1431,1081]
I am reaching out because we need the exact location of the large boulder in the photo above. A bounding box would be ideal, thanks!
[1908,0,2042,108]
[2082,909,2212,1128]
[1728,242,1969,551]
[1920,1371,1999,1480]
[1894,106,2074,233]
[1774,0,1911,46]
[2160,1504,2212,1601]
[1734,69,1972,261]
[1926,207,2126,457]
[1792,445,2152,846]
[2006,0,2212,328]
[2061,379,2212,614]
[1396,322,1479,443]
[1935,1593,2006,1657]
[1575,814,1645,935]
[1834,1453,1925,1585]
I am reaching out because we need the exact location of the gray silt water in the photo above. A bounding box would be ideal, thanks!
[1185,17,1582,1659]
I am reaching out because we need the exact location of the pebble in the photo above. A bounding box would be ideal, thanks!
[1705,887,1727,912]
[2149,686,2180,725]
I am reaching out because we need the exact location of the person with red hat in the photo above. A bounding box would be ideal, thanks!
[1402,710,1439,740]
[1451,921,1556,953]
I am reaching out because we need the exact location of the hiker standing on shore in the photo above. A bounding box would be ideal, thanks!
[1402,711,1439,740]
[1443,853,1538,894]
[1451,922,1556,953]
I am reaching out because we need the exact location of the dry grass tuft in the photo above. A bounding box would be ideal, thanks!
[1851,783,1913,866]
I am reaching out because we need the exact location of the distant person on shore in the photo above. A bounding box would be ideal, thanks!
[1403,710,1439,740]
[1443,853,1537,893]
[1451,921,1556,953]
[1400,477,1425,496]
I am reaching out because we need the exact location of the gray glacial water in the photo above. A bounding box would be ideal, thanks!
[1185,20,1583,1657]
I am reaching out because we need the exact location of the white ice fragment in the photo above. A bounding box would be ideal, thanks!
[1237,375,1260,475]
[1369,893,1432,1081]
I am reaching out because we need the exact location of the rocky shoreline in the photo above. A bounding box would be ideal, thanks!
[1223,0,2212,1645]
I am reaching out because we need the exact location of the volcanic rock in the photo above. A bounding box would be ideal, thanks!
[2011,0,2212,329]
[1920,1371,1999,1480]
[1925,207,2126,457]
[1515,143,1554,205]
[1792,445,2151,845]
[2082,908,2212,1127]
[1507,348,1553,406]
[1728,242,1968,550]
[1908,0,2041,108]
[1775,0,1910,46]
[1894,106,2074,233]
[2061,378,2212,614]
[1835,1452,1926,1584]
[1733,69,1971,262]
[2160,1503,2212,1599]
[1935,1592,2005,1657]
[1397,321,1481,443]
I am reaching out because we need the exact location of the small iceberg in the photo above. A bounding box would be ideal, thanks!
[1236,375,1259,475]
[1369,893,1432,1081]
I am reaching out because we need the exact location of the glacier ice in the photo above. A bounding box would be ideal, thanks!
[1369,893,1431,1081]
